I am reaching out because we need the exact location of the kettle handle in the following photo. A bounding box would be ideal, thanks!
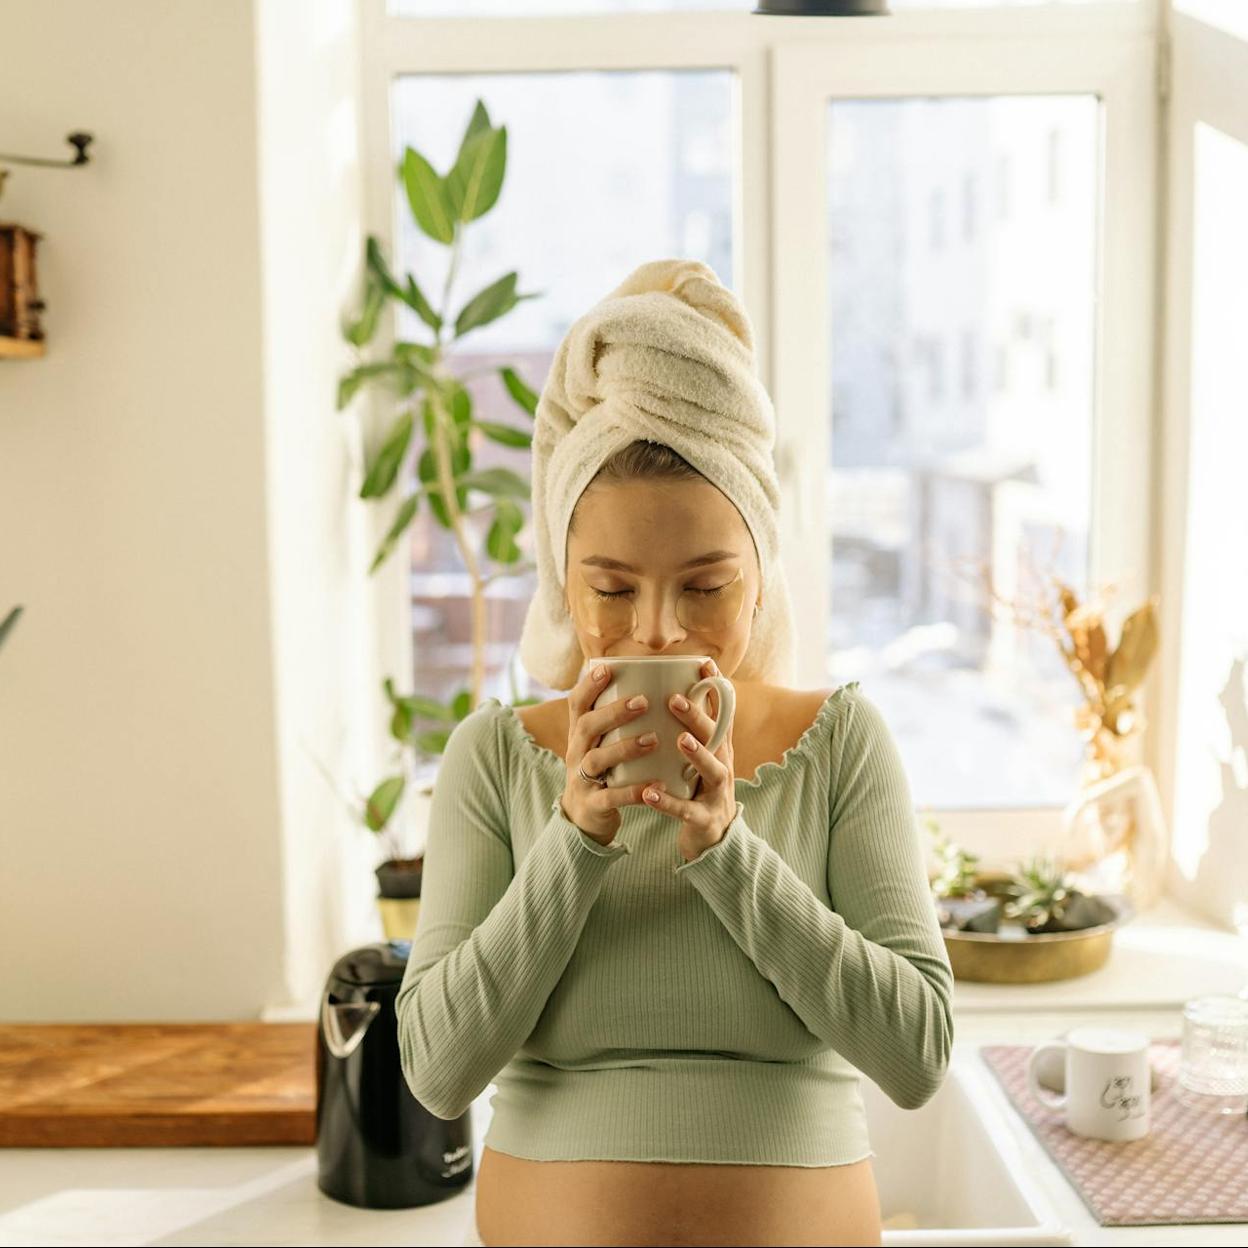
[320,989,380,1060]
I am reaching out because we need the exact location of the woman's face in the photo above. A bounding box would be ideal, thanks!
[563,479,762,678]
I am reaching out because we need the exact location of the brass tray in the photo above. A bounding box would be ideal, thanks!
[938,874,1135,984]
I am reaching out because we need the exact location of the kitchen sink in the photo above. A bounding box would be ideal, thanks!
[867,1047,1071,1246]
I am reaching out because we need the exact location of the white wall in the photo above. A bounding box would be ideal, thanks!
[0,0,377,1019]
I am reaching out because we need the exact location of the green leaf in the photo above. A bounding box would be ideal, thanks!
[499,365,538,416]
[400,147,456,244]
[451,688,473,720]
[486,498,524,563]
[456,465,530,501]
[473,420,532,450]
[459,99,493,152]
[364,235,404,301]
[360,410,414,499]
[448,382,473,436]
[364,775,405,832]
[393,339,436,371]
[337,361,406,411]
[368,493,420,575]
[365,235,442,332]
[454,271,521,337]
[344,275,385,347]
[403,277,442,332]
[389,699,412,743]
[415,728,453,754]
[445,126,507,223]
[0,605,23,652]
[405,694,458,720]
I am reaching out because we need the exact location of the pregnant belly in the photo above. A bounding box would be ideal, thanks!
[474,1144,883,1247]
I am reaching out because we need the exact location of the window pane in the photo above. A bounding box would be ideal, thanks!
[825,95,1099,811]
[391,70,736,704]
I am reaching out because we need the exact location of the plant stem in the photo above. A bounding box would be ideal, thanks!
[426,227,487,710]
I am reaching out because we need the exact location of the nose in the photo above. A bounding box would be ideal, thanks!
[631,587,687,652]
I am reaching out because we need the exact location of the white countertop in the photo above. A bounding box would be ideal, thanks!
[4,894,1245,1248]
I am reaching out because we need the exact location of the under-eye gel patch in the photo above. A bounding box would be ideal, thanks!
[569,566,747,639]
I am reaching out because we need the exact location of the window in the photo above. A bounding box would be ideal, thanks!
[366,0,1159,850]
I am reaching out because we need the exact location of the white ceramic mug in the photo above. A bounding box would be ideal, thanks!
[1026,1026,1151,1141]
[591,655,735,801]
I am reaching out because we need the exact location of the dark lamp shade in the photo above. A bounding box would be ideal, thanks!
[753,1,891,14]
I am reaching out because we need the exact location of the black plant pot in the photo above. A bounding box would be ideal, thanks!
[376,856,423,900]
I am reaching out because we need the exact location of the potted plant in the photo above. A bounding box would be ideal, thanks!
[924,815,1132,983]
[1001,851,1120,934]
[335,98,544,938]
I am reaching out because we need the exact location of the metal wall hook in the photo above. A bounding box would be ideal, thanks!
[0,131,94,169]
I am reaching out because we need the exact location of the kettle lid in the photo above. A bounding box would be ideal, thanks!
[328,939,412,987]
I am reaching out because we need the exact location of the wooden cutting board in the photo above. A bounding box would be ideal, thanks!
[0,1023,318,1147]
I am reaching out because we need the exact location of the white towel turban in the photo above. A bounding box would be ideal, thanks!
[517,257,798,692]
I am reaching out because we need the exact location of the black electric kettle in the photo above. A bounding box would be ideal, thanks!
[315,939,474,1209]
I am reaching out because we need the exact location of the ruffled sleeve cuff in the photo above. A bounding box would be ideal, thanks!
[548,793,632,859]
[672,799,747,873]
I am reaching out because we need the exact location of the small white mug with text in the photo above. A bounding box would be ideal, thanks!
[1026,1026,1151,1141]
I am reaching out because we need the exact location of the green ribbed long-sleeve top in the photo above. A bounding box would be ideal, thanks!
[395,681,954,1166]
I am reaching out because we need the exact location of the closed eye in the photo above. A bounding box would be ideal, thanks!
[590,585,730,600]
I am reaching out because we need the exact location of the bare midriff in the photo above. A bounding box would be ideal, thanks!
[474,1145,883,1246]
[477,683,882,1247]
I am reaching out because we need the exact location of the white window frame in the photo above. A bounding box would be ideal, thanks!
[359,1,1161,859]
[1154,3,1248,916]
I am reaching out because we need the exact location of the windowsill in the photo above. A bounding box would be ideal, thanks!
[264,892,1247,1025]
[951,890,1248,1014]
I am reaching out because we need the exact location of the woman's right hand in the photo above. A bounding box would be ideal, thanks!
[560,661,661,845]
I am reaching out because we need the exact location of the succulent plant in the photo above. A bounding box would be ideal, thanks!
[927,821,983,900]
[1003,851,1075,932]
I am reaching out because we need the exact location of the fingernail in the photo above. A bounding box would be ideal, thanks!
[638,731,657,745]
[645,788,660,802]
[627,694,647,710]
[594,665,608,681]
[671,694,689,711]
[680,733,697,750]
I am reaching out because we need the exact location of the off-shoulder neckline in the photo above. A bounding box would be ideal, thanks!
[485,682,859,792]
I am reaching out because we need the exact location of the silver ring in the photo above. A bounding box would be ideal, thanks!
[577,761,608,788]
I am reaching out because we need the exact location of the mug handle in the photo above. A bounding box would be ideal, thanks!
[1027,1042,1068,1112]
[682,676,736,780]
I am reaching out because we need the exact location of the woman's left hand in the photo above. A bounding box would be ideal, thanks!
[642,658,738,863]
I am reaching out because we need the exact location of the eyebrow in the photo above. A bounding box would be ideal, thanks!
[579,550,739,573]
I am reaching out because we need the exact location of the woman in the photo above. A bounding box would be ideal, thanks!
[396,260,954,1247]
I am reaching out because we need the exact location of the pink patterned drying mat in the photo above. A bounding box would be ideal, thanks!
[979,1040,1248,1226]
